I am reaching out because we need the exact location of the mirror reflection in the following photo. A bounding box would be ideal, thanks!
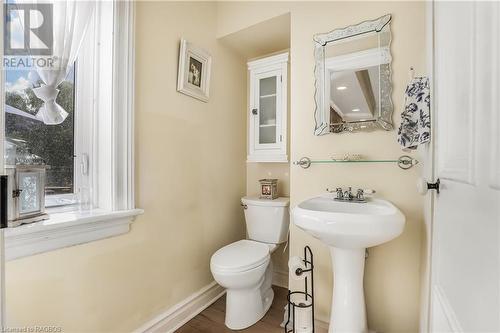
[314,14,393,134]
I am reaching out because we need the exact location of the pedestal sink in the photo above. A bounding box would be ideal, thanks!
[293,195,405,333]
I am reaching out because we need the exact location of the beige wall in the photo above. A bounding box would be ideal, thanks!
[218,2,426,332]
[5,2,247,332]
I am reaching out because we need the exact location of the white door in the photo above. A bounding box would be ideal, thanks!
[429,1,500,331]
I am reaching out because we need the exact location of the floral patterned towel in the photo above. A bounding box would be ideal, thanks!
[397,77,431,150]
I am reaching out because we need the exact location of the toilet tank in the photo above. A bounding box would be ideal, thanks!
[241,196,290,244]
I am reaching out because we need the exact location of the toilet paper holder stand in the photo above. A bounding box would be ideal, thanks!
[284,246,315,333]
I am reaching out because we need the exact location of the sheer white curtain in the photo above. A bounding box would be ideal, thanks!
[31,1,95,125]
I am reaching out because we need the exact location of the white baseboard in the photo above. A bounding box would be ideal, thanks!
[135,281,225,333]
[273,269,289,289]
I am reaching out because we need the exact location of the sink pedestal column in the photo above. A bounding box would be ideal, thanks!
[329,247,367,333]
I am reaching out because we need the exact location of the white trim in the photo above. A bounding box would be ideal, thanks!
[4,209,143,261]
[74,7,97,207]
[94,0,114,210]
[431,285,464,332]
[421,3,436,333]
[272,269,289,288]
[247,154,288,163]
[92,0,136,211]
[247,52,289,71]
[135,281,225,333]
[113,1,136,210]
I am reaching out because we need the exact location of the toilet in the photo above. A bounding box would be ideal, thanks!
[210,196,290,330]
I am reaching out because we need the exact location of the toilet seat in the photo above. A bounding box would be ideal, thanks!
[211,240,270,273]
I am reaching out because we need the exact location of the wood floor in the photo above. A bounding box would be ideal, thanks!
[176,286,299,333]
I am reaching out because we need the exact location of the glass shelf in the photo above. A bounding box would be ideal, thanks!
[293,155,419,170]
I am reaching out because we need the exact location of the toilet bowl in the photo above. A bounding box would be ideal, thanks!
[211,240,277,329]
[210,196,289,330]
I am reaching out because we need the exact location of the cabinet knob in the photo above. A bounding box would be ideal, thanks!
[251,108,258,115]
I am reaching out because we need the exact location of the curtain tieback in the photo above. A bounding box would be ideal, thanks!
[33,85,68,125]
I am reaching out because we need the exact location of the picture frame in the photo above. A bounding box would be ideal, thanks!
[177,39,212,102]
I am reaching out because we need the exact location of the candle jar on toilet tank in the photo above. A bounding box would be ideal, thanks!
[259,179,278,200]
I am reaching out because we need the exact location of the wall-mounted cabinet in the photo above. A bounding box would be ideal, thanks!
[247,53,288,163]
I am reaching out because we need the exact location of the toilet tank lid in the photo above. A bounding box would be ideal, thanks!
[241,196,290,207]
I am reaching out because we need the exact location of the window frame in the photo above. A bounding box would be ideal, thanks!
[43,64,78,208]
[1,1,141,260]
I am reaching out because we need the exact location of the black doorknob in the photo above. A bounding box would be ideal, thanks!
[427,179,440,194]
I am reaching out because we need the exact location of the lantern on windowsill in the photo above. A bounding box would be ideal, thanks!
[4,140,49,227]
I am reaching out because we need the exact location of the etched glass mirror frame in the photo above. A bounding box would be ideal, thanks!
[313,14,393,135]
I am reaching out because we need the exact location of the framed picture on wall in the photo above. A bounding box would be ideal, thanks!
[177,39,212,102]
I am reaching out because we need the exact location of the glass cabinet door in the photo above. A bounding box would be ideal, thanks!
[254,71,281,149]
[258,76,277,144]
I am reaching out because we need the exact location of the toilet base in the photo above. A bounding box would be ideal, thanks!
[225,286,274,330]
[224,263,274,330]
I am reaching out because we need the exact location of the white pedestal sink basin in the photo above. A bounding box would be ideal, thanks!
[293,195,405,333]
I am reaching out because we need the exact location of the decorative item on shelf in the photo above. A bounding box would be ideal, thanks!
[4,140,49,227]
[285,246,315,333]
[331,153,363,161]
[259,179,278,200]
[177,38,212,102]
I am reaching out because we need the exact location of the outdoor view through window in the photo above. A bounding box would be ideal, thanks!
[5,68,76,198]
[3,1,77,208]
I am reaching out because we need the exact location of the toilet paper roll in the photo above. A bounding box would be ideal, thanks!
[288,256,307,280]
[294,302,313,333]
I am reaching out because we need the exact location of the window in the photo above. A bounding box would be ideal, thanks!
[1,1,140,260]
[5,67,76,203]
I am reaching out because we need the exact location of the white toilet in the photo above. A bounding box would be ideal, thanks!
[210,196,290,330]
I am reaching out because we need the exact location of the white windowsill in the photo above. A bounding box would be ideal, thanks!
[4,208,144,261]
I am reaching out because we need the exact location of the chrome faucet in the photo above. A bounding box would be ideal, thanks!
[343,187,353,200]
[327,187,376,203]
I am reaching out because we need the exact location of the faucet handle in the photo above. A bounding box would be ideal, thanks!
[357,189,376,200]
[327,187,345,200]
[355,188,376,201]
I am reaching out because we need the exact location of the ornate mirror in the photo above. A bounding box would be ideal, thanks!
[313,14,393,134]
